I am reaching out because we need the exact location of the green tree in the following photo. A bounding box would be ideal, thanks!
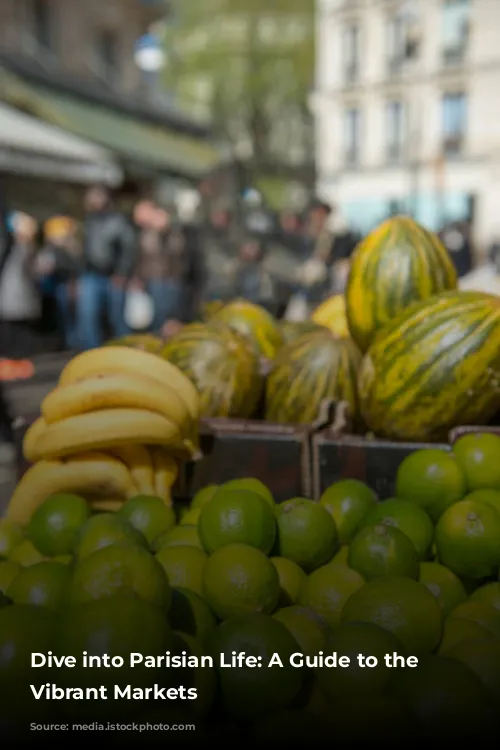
[164,0,315,189]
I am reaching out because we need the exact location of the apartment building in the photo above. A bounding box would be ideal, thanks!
[315,0,500,255]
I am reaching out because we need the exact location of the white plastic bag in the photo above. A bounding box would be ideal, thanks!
[124,289,154,330]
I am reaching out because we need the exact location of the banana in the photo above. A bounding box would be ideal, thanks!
[41,373,198,454]
[151,447,178,506]
[6,453,136,524]
[31,408,187,461]
[58,346,200,422]
[23,416,48,463]
[88,497,124,512]
[110,445,156,496]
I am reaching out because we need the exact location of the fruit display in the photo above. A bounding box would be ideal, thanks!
[209,299,284,359]
[6,346,201,523]
[345,215,458,353]
[311,294,349,338]
[1,436,500,738]
[160,321,263,418]
[358,290,500,441]
[104,333,164,354]
[280,320,326,344]
[266,329,362,424]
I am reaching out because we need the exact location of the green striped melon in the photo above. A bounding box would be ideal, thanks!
[266,330,362,424]
[280,320,326,345]
[160,321,263,419]
[359,290,500,442]
[346,216,458,352]
[211,300,283,359]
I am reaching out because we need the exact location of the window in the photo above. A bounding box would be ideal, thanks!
[96,30,119,84]
[387,11,419,73]
[442,0,470,64]
[386,101,405,162]
[344,107,360,165]
[342,24,360,84]
[442,92,467,155]
[31,0,54,51]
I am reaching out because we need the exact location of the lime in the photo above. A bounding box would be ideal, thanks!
[69,542,171,611]
[270,556,307,607]
[0,561,20,594]
[438,618,495,653]
[53,554,72,565]
[180,508,201,526]
[202,543,280,620]
[329,545,350,567]
[435,500,500,578]
[388,656,494,741]
[320,479,377,544]
[470,582,500,612]
[395,449,466,521]
[191,485,218,509]
[168,588,216,645]
[360,498,434,560]
[341,576,442,656]
[418,562,467,618]
[453,432,500,491]
[442,638,500,702]
[222,478,275,509]
[464,489,500,517]
[198,489,276,554]
[170,632,217,719]
[348,524,419,580]
[275,498,338,572]
[74,513,148,560]
[7,561,70,609]
[118,495,175,546]
[28,493,90,556]
[9,539,47,566]
[317,622,407,698]
[156,545,207,597]
[299,563,364,627]
[273,606,327,656]
[207,613,303,719]
[0,520,24,559]
[152,525,203,552]
[447,601,500,639]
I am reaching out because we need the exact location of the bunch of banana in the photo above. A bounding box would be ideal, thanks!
[6,347,201,524]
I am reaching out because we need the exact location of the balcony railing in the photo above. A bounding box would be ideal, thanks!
[442,44,467,66]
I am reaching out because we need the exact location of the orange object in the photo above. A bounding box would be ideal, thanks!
[0,359,35,381]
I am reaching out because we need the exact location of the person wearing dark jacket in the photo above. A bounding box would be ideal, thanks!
[0,187,14,445]
[77,186,136,349]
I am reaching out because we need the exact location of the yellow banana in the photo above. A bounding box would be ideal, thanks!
[31,408,187,461]
[110,445,155,496]
[88,497,124,512]
[151,448,178,506]
[41,373,197,454]
[6,453,136,524]
[58,346,200,422]
[23,416,48,463]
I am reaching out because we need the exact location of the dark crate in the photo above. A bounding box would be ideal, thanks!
[181,418,313,503]
[312,430,451,500]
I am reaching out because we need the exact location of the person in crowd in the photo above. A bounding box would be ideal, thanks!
[439,219,473,277]
[0,187,14,445]
[227,234,277,313]
[0,211,41,358]
[77,185,136,349]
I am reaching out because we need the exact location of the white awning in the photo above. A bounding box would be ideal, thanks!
[0,102,123,185]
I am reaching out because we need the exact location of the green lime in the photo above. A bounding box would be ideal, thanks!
[191,485,218,509]
[360,498,434,560]
[180,508,201,526]
[320,479,377,544]
[275,498,338,572]
[0,561,20,594]
[28,493,90,556]
[270,556,307,607]
[329,545,350,567]
[273,606,327,656]
[202,543,280,620]
[69,542,171,611]
[152,525,203,552]
[53,554,72,565]
[0,520,24,559]
[419,562,467,618]
[118,495,175,546]
[470,582,500,612]
[7,561,70,609]
[341,576,442,656]
[299,563,364,627]
[317,622,407,699]
[156,545,207,597]
[348,524,419,580]
[207,613,303,719]
[9,539,47,566]
[438,618,495,653]
[168,588,216,645]
[465,489,500,516]
[395,449,466,521]
[435,500,500,579]
[198,489,276,554]
[447,601,500,639]
[74,513,148,560]
[222,478,275,509]
[442,638,500,702]
[453,432,500,491]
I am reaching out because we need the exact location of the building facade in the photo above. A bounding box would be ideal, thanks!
[315,0,500,257]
